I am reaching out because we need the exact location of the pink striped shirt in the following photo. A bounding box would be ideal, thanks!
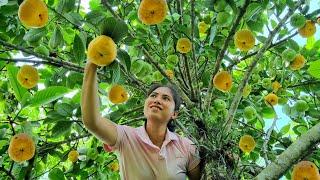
[105,125,201,180]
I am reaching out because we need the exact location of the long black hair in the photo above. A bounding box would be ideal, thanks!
[145,83,182,132]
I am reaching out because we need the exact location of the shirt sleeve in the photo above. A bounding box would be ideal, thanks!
[186,138,201,172]
[104,124,127,152]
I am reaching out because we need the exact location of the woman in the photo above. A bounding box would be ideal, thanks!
[81,62,201,180]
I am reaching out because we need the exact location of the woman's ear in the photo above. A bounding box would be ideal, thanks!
[171,111,179,119]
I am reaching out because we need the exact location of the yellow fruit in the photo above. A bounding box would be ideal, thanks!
[18,0,48,28]
[109,84,129,104]
[213,71,233,92]
[290,54,305,70]
[264,93,278,106]
[292,161,320,180]
[298,20,316,38]
[109,161,120,172]
[198,21,208,34]
[234,29,255,51]
[87,35,117,66]
[68,150,79,163]
[138,0,167,25]
[176,38,192,53]
[165,69,174,79]
[8,133,35,162]
[17,65,39,89]
[272,81,281,93]
[239,135,256,153]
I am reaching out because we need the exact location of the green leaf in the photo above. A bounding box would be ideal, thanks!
[287,39,300,52]
[48,168,65,180]
[99,17,128,43]
[209,25,217,46]
[6,64,27,102]
[28,86,71,107]
[73,34,86,63]
[34,45,49,56]
[293,125,308,136]
[23,28,47,42]
[246,3,262,21]
[51,121,72,138]
[21,91,32,108]
[55,103,74,117]
[56,0,75,13]
[117,49,131,72]
[271,19,277,29]
[262,107,275,119]
[85,10,106,25]
[49,26,64,49]
[256,36,267,43]
[110,62,121,83]
[64,12,83,27]
[306,36,316,50]
[307,60,320,79]
[280,124,290,135]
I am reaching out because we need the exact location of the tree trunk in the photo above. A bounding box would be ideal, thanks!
[255,121,320,179]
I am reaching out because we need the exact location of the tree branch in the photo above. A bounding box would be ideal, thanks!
[287,80,320,88]
[255,121,320,179]
[263,105,278,166]
[0,58,83,73]
[204,0,251,110]
[224,0,303,133]
[227,31,299,70]
[0,39,83,72]
[38,133,91,153]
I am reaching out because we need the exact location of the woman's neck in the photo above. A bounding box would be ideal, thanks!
[145,121,167,148]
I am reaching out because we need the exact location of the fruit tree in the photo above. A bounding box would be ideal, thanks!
[0,0,320,179]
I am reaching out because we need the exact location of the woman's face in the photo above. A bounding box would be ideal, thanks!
[144,87,177,124]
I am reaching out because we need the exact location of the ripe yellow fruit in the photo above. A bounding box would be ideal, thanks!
[292,161,320,180]
[109,161,120,172]
[198,21,208,34]
[8,133,35,162]
[138,0,167,25]
[264,93,278,106]
[87,35,117,66]
[290,54,305,70]
[68,150,79,163]
[234,29,255,51]
[18,0,48,28]
[176,38,192,53]
[165,69,174,79]
[272,81,281,93]
[298,20,316,38]
[109,84,129,104]
[17,65,39,89]
[239,135,256,153]
[213,71,233,92]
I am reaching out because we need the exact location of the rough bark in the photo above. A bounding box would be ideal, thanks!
[255,122,320,180]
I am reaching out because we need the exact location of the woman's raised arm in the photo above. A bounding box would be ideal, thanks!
[81,62,118,146]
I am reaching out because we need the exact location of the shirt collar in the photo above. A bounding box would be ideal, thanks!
[137,125,178,148]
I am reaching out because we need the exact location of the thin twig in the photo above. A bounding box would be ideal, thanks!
[263,105,278,166]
